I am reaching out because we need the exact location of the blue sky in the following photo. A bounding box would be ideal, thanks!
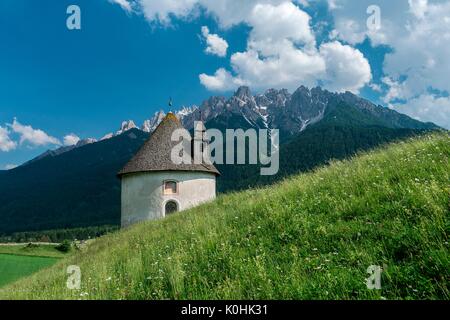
[1,0,449,169]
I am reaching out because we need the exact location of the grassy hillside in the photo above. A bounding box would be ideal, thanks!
[1,133,448,300]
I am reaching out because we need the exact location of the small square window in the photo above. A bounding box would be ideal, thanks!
[164,181,178,195]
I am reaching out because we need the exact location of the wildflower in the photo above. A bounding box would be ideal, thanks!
[106,277,112,281]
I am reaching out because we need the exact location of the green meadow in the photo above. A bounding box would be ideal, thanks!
[0,244,66,288]
[0,254,58,288]
[0,132,448,300]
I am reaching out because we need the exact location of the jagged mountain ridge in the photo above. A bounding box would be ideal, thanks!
[182,86,438,135]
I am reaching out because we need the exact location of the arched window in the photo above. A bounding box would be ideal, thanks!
[163,180,178,195]
[165,201,178,215]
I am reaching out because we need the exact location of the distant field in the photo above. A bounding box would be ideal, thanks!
[0,254,58,288]
[0,243,66,258]
[0,243,67,288]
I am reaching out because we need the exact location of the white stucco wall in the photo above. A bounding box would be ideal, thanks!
[121,171,216,228]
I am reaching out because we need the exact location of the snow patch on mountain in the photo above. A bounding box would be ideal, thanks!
[116,120,137,135]
[142,111,166,133]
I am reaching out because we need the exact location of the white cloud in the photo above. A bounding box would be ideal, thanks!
[381,77,413,103]
[199,68,246,91]
[63,133,81,146]
[4,164,18,170]
[0,126,17,152]
[409,0,429,19]
[392,94,450,129]
[228,42,326,91]
[325,0,450,128]
[200,2,371,92]
[248,2,315,47]
[369,83,382,93]
[110,0,133,12]
[134,0,289,27]
[201,26,229,57]
[327,0,407,46]
[137,0,199,24]
[327,0,340,10]
[381,0,450,128]
[384,1,450,98]
[319,41,372,93]
[112,1,372,93]
[8,119,61,147]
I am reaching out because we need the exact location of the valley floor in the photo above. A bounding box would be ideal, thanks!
[0,243,67,289]
[0,254,58,288]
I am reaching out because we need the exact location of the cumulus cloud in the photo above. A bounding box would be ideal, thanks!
[384,1,450,97]
[63,133,81,146]
[199,68,246,91]
[110,0,133,12]
[323,0,450,128]
[319,41,372,93]
[381,77,412,103]
[8,119,61,147]
[196,2,370,92]
[409,0,429,19]
[4,164,18,170]
[201,26,229,57]
[227,42,326,91]
[382,0,450,128]
[327,0,406,46]
[248,2,315,47]
[0,126,17,152]
[393,94,450,129]
[135,0,288,28]
[137,0,199,24]
[112,1,372,93]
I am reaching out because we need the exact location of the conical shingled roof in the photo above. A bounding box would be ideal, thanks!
[118,113,220,177]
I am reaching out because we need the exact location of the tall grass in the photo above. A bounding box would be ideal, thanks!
[1,133,448,300]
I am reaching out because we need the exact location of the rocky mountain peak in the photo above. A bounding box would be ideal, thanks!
[142,110,166,133]
[234,86,252,99]
[116,120,137,135]
[176,106,198,120]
